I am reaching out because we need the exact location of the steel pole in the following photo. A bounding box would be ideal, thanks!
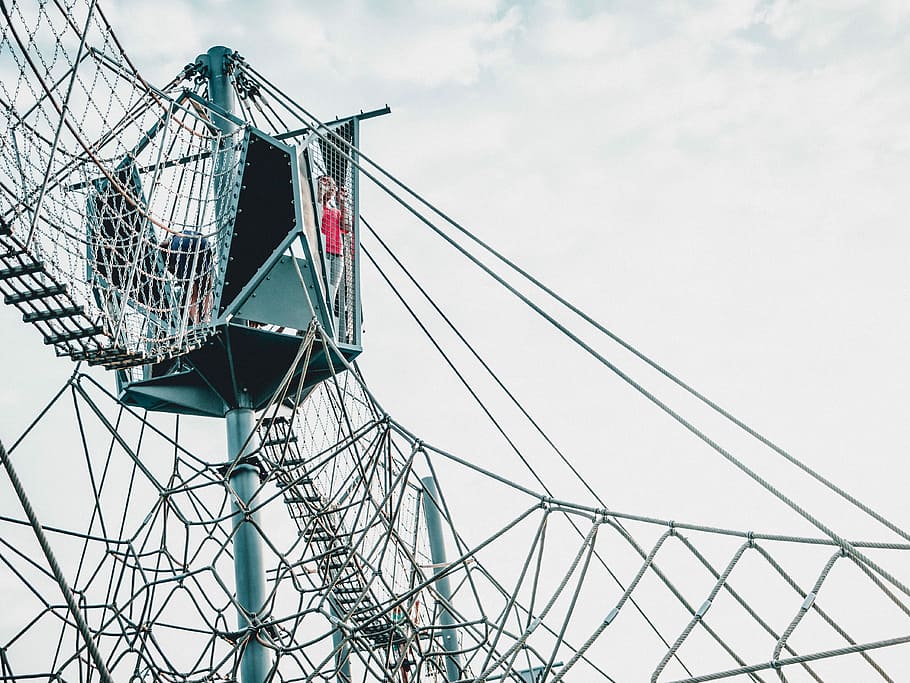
[421,476,462,681]
[226,403,272,683]
[198,45,237,318]
[201,46,271,683]
[200,45,237,135]
[331,611,352,683]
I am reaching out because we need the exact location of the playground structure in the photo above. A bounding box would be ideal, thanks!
[2,2,910,682]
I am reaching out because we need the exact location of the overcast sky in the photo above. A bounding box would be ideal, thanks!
[15,0,901,536]
[2,1,910,679]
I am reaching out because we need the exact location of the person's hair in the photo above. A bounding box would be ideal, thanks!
[317,175,336,204]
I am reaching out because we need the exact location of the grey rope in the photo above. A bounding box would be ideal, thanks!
[366,224,910,598]
[477,520,600,680]
[665,635,910,683]
[240,60,910,549]
[356,169,910,598]
[650,541,757,683]
[550,529,674,682]
[772,552,840,682]
[0,440,115,683]
[674,535,824,683]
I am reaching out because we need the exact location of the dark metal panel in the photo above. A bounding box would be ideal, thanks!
[122,379,227,418]
[118,321,361,416]
[219,131,297,314]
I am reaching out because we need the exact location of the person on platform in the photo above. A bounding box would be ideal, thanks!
[317,174,350,312]
[162,229,214,324]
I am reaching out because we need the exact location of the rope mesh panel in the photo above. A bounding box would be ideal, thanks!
[0,0,241,365]
[2,341,908,681]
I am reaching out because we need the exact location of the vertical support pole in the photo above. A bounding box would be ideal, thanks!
[197,45,239,317]
[331,610,352,683]
[421,476,462,682]
[201,48,271,683]
[200,45,237,136]
[197,46,237,222]
[226,402,272,683]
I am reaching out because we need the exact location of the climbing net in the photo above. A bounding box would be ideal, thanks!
[0,0,240,366]
[1,325,909,682]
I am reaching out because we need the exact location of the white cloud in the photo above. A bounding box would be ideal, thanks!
[103,0,205,81]
[348,5,523,87]
[533,10,630,60]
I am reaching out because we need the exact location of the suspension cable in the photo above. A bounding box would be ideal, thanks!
[239,60,910,548]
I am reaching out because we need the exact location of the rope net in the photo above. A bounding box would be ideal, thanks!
[1,328,908,682]
[0,0,240,366]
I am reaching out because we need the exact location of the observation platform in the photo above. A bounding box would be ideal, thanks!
[113,120,365,417]
[0,41,372,418]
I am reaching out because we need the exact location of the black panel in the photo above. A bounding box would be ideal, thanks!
[220,132,296,313]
